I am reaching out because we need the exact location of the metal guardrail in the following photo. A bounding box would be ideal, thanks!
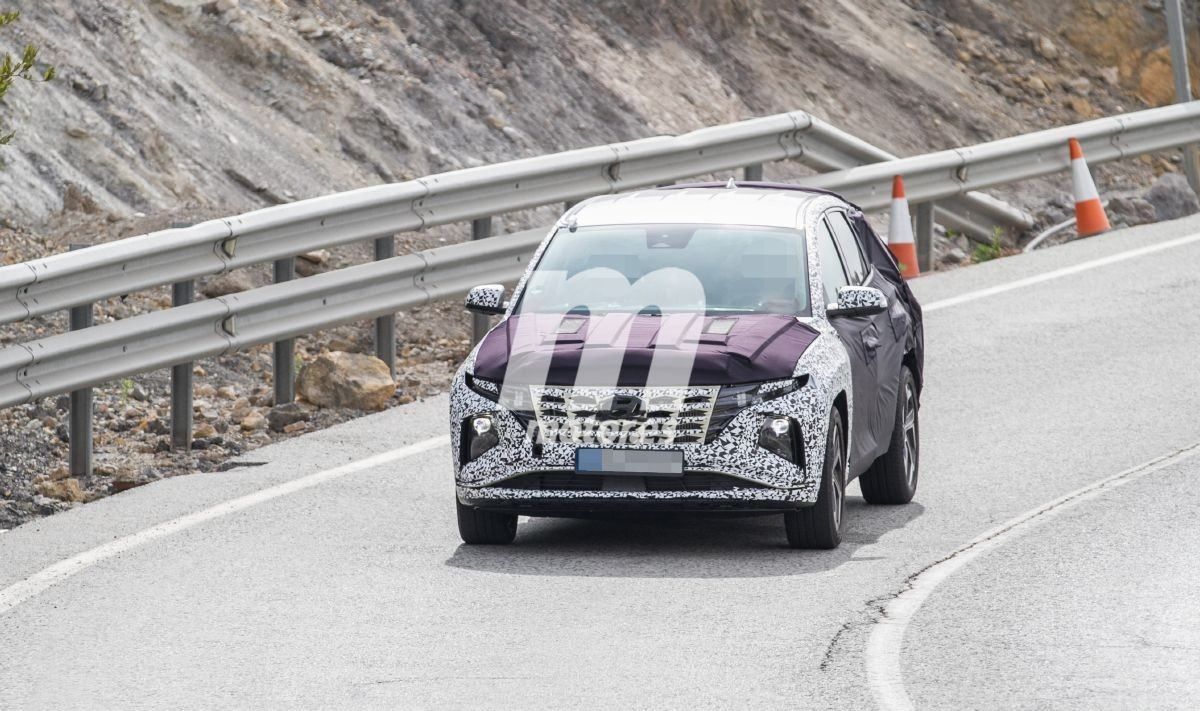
[0,227,545,408]
[3,102,1200,474]
[805,102,1200,210]
[0,111,1023,325]
[787,120,1032,242]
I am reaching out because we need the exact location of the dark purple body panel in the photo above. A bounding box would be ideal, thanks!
[473,313,818,386]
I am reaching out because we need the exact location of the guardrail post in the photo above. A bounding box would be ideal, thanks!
[1165,0,1200,194]
[273,257,296,404]
[915,203,935,273]
[374,236,397,378]
[743,163,764,181]
[167,221,194,451]
[171,279,194,451]
[68,244,93,477]
[471,217,493,343]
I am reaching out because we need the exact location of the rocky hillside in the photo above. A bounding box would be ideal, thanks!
[1,0,1195,225]
[2,0,1198,527]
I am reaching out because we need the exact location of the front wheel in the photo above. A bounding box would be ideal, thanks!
[860,365,919,505]
[784,408,845,549]
[456,500,517,545]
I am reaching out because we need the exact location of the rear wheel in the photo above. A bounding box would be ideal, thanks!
[860,365,919,505]
[784,409,845,549]
[456,500,517,545]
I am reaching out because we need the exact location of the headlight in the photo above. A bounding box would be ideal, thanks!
[707,375,809,443]
[758,414,804,466]
[461,414,500,462]
[465,374,531,411]
[714,375,808,410]
[465,373,500,401]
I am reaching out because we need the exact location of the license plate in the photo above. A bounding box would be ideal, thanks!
[575,448,684,476]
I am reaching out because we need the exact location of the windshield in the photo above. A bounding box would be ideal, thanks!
[515,224,810,317]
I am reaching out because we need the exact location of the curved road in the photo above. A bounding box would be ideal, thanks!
[3,216,1200,709]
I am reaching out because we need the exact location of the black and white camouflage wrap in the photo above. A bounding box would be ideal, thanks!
[464,283,506,312]
[449,195,855,508]
[832,284,889,312]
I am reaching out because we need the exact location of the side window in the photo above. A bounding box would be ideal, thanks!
[815,220,848,307]
[827,211,868,285]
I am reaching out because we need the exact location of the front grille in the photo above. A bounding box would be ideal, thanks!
[529,385,719,446]
[496,472,767,492]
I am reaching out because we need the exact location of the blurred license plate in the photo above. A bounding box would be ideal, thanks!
[575,449,684,476]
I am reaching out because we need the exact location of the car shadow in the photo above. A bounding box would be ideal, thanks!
[444,491,925,579]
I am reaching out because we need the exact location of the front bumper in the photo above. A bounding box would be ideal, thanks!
[457,482,812,514]
[451,375,832,510]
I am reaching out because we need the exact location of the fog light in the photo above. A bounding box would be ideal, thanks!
[462,414,499,463]
[769,417,790,437]
[758,415,802,465]
[472,416,493,435]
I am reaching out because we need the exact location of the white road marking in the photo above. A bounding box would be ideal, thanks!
[0,435,448,616]
[922,230,1200,312]
[864,442,1200,711]
[4,228,1200,619]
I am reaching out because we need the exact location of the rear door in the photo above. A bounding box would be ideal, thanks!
[821,210,904,475]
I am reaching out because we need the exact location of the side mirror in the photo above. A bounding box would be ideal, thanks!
[465,284,506,316]
[827,285,888,318]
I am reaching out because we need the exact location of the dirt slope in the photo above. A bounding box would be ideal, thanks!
[1,0,1185,226]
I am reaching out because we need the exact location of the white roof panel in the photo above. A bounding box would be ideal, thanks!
[569,187,819,230]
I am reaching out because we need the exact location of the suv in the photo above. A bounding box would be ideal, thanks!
[450,183,924,549]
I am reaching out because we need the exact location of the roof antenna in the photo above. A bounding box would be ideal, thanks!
[725,177,737,189]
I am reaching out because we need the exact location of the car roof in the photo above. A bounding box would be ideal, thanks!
[568,183,832,230]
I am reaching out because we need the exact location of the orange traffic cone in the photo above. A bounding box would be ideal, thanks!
[888,176,920,279]
[1069,138,1110,237]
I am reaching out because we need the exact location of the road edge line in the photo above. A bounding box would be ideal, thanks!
[923,231,1200,312]
[0,435,449,616]
[864,441,1200,711]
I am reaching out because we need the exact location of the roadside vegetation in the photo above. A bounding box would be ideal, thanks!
[0,10,54,146]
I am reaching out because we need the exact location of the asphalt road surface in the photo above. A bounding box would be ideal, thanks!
[3,215,1200,710]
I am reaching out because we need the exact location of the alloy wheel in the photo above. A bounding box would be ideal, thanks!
[902,380,918,489]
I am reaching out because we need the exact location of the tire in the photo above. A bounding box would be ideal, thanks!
[784,409,845,550]
[456,500,518,545]
[860,365,919,505]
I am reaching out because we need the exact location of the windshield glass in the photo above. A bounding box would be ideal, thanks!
[515,224,810,317]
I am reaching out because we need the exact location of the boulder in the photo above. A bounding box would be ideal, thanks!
[201,271,256,298]
[230,397,253,420]
[296,351,395,411]
[295,250,332,277]
[1105,196,1157,228]
[240,410,267,431]
[268,402,310,432]
[1033,35,1059,61]
[1144,173,1200,221]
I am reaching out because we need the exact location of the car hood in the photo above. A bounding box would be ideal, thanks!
[472,312,818,387]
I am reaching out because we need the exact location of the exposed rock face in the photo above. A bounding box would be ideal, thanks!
[1144,173,1200,221]
[297,352,395,411]
[1105,195,1157,228]
[2,0,1168,228]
